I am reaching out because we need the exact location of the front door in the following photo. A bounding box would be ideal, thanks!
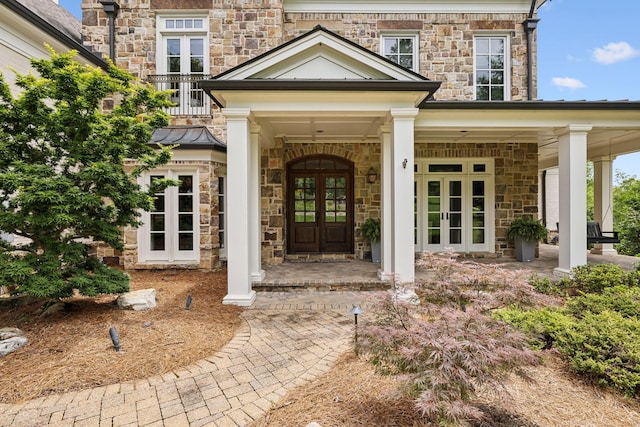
[287,156,354,254]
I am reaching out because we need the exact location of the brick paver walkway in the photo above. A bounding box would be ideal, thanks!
[0,292,379,427]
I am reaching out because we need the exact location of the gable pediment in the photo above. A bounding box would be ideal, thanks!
[216,26,427,82]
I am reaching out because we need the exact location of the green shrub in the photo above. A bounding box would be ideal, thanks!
[566,286,640,319]
[568,263,631,294]
[555,310,640,396]
[529,274,571,296]
[493,307,573,350]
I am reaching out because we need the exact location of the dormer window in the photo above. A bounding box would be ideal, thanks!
[381,34,418,72]
[474,35,509,101]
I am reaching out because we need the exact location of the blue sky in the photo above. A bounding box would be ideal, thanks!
[59,0,640,179]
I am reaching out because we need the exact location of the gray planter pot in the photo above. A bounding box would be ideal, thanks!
[514,237,536,262]
[371,241,381,263]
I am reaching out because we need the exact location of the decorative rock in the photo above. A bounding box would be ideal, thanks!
[0,328,27,357]
[306,423,322,427]
[117,289,156,311]
[0,327,23,340]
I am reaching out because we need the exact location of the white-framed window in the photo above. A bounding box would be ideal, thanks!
[381,34,419,72]
[156,15,210,115]
[414,159,495,253]
[218,175,227,260]
[139,169,200,264]
[474,35,509,101]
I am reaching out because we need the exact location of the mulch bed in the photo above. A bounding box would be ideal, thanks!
[0,270,242,403]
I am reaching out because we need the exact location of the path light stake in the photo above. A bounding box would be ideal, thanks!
[348,304,364,355]
[109,326,120,352]
[186,295,192,310]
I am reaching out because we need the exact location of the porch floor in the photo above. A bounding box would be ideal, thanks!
[256,244,639,291]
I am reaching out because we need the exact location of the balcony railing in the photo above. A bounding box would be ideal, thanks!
[147,74,212,116]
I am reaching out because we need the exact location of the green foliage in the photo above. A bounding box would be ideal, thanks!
[565,286,640,319]
[493,307,572,350]
[555,310,640,396]
[568,263,637,294]
[613,172,640,256]
[529,274,571,296]
[506,216,548,243]
[0,47,174,299]
[359,217,380,242]
[500,265,640,396]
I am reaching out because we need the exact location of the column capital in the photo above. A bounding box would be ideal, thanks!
[591,155,617,163]
[389,108,419,120]
[222,108,251,120]
[250,124,261,135]
[378,124,391,136]
[555,124,593,136]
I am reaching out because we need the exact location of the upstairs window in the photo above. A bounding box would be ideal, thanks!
[474,36,509,101]
[382,35,418,72]
[155,16,210,115]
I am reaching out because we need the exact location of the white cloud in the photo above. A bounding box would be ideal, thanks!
[551,77,586,90]
[566,54,583,63]
[592,41,640,64]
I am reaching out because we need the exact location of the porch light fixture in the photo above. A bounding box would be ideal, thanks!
[366,167,378,183]
[348,304,364,355]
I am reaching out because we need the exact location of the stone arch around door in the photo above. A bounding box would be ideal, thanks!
[286,155,355,254]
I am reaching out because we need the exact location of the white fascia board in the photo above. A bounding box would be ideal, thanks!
[284,0,531,13]
[218,91,424,112]
[170,149,227,163]
[415,109,640,129]
[220,31,422,81]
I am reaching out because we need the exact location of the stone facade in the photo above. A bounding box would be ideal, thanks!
[79,1,540,268]
[415,142,539,258]
[118,159,225,270]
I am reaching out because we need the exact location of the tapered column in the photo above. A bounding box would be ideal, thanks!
[390,108,418,284]
[555,124,591,275]
[379,125,394,280]
[591,156,617,255]
[222,108,256,306]
[250,125,265,281]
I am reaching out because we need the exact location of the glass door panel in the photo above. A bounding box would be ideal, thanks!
[426,180,441,245]
[448,180,463,245]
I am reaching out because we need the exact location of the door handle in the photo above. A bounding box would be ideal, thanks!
[446,212,449,220]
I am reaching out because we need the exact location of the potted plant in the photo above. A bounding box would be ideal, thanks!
[506,216,548,262]
[360,217,381,263]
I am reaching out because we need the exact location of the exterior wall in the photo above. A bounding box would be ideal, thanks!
[262,140,381,264]
[282,12,532,100]
[119,159,225,271]
[415,141,539,257]
[79,2,539,266]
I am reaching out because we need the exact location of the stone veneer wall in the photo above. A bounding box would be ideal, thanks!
[282,12,533,100]
[415,142,539,257]
[81,1,536,115]
[261,140,381,264]
[119,159,225,271]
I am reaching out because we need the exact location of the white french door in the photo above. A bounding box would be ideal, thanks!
[415,159,494,253]
[139,170,199,263]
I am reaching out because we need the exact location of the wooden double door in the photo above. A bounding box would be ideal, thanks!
[287,156,354,254]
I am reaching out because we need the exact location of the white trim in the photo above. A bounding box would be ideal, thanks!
[284,0,532,13]
[414,158,495,253]
[473,34,511,101]
[380,33,419,72]
[138,168,201,264]
[219,31,423,82]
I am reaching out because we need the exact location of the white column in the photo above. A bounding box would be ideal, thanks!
[379,125,394,280]
[390,108,418,284]
[591,155,617,255]
[555,124,591,275]
[222,108,256,306]
[250,125,265,281]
